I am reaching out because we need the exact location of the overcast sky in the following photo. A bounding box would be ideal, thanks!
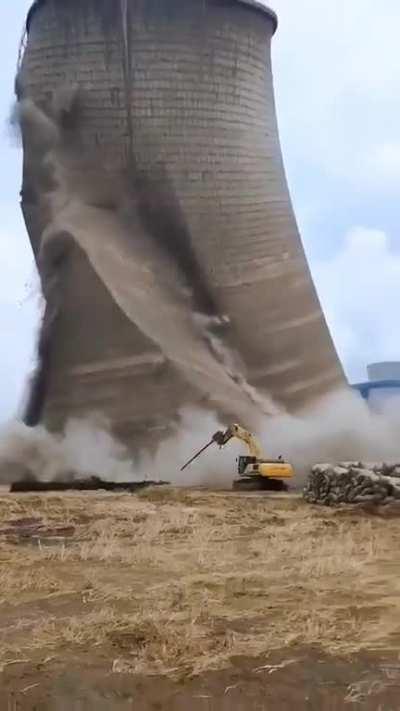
[1,0,399,422]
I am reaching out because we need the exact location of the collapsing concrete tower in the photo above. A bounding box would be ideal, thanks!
[18,0,345,447]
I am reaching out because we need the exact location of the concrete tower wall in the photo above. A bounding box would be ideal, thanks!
[18,0,345,445]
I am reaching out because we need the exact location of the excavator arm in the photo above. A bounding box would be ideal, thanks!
[213,424,263,459]
[180,423,263,471]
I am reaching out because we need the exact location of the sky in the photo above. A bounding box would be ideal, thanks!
[0,0,399,422]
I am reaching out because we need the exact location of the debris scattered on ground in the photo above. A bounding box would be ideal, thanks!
[10,476,169,494]
[304,462,400,506]
[0,516,75,543]
[254,659,300,674]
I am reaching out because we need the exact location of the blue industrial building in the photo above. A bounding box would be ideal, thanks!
[352,362,400,411]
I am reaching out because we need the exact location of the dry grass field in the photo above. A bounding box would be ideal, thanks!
[1,487,400,709]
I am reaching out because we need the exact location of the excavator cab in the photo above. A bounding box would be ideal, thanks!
[237,455,257,475]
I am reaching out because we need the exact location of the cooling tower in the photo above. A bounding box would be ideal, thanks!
[18,0,345,447]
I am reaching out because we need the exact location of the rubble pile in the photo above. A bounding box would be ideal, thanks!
[304,462,400,506]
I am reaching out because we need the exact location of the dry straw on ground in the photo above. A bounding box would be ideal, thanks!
[0,488,399,677]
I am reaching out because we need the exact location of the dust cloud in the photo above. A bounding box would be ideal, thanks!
[0,409,232,487]
[168,389,400,487]
[0,415,140,485]
[0,389,400,488]
[263,388,400,484]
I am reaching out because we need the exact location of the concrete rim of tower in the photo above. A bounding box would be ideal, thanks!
[26,1,278,34]
[236,1,278,33]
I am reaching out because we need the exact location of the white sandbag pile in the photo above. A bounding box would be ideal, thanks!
[304,462,400,506]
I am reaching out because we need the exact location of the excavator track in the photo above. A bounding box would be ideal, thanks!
[233,477,288,492]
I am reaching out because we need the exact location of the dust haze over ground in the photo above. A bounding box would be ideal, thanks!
[0,388,400,487]
[264,388,400,482]
[0,416,141,485]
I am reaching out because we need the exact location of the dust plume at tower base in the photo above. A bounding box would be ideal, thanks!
[1,388,400,489]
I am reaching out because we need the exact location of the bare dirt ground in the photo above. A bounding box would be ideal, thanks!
[1,488,400,709]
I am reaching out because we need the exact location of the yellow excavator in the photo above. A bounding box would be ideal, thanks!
[181,423,294,491]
